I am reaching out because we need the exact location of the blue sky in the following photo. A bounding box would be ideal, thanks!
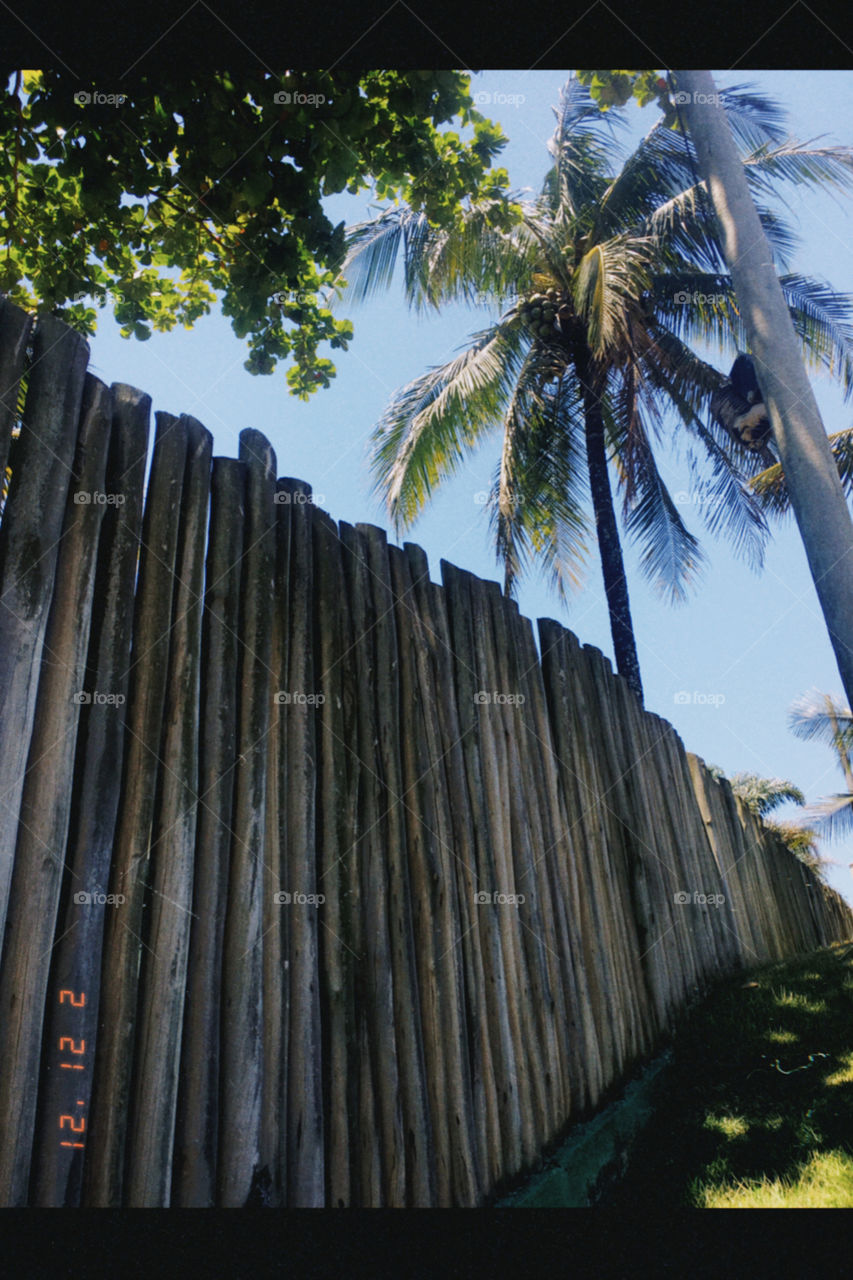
[80,69,853,905]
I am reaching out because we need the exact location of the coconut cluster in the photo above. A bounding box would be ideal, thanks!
[519,290,567,340]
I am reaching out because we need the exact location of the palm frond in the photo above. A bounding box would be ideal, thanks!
[788,689,853,748]
[490,358,591,600]
[779,274,853,399]
[369,319,527,531]
[683,431,770,569]
[616,400,707,602]
[574,233,652,357]
[337,198,538,313]
[743,140,853,200]
[336,207,430,306]
[729,771,806,815]
[716,83,789,150]
[751,426,853,514]
[764,819,821,861]
[802,792,853,842]
[543,77,622,220]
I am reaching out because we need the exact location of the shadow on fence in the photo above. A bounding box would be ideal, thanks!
[0,302,850,1206]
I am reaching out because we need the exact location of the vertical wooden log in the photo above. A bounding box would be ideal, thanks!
[508,610,579,1132]
[358,524,433,1207]
[126,416,212,1205]
[338,522,403,1206]
[173,458,246,1206]
[85,411,189,1206]
[280,480,324,1206]
[538,620,622,1112]
[218,430,276,1207]
[265,476,295,1206]
[30,384,150,1207]
[569,641,644,1082]
[0,317,88,949]
[0,374,110,1205]
[0,299,33,508]
[477,580,547,1167]
[441,562,522,1184]
[312,505,359,1207]
[258,475,286,1208]
[402,542,482,1206]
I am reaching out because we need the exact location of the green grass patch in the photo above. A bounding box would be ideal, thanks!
[599,941,853,1209]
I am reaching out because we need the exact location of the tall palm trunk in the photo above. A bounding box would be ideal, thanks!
[677,69,853,715]
[576,344,644,703]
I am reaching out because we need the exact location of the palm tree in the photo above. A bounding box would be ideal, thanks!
[718,769,806,817]
[788,689,853,839]
[708,765,826,875]
[338,78,853,702]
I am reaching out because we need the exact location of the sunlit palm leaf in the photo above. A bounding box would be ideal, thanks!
[370,319,527,531]
[574,233,653,357]
[751,427,853,514]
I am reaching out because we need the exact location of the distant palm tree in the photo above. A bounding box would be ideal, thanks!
[339,77,853,702]
[709,765,825,874]
[725,770,806,817]
[788,689,853,839]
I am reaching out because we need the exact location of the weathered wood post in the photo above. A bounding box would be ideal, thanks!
[0,374,111,1205]
[30,383,150,1207]
[218,430,277,1207]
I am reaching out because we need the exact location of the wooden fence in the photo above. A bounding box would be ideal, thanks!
[0,301,850,1207]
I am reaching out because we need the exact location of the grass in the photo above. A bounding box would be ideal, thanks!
[598,941,853,1209]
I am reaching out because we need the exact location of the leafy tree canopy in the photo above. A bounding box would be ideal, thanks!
[0,69,509,397]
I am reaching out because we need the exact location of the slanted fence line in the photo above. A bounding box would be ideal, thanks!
[0,300,850,1207]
